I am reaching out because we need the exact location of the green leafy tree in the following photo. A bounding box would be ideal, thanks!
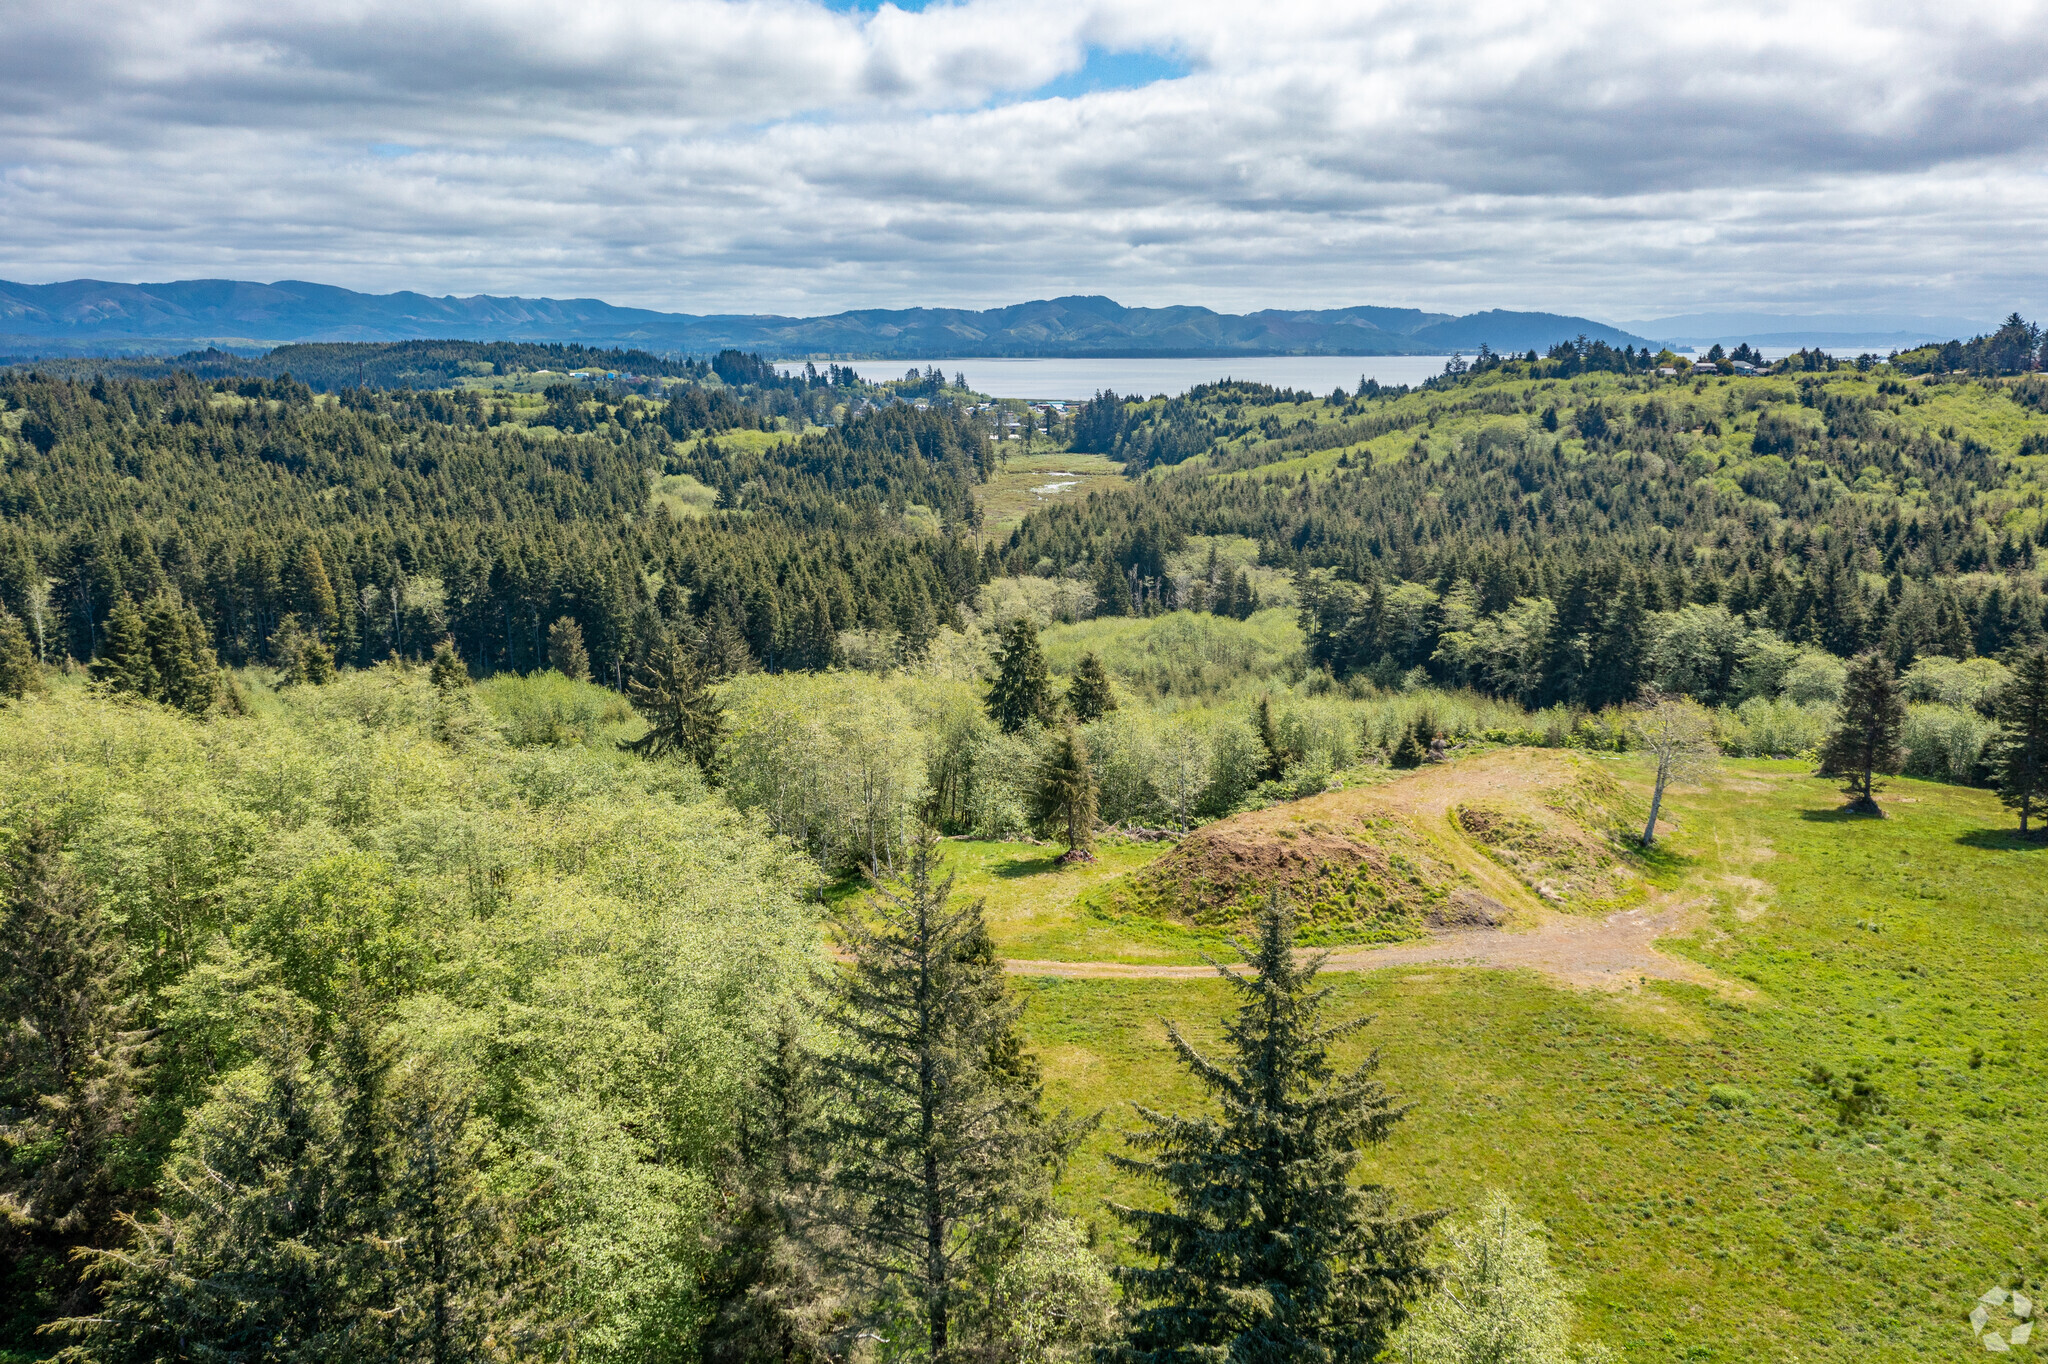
[624,634,723,772]
[1067,651,1116,723]
[1390,1193,1613,1364]
[1109,893,1438,1363]
[0,826,148,1336]
[820,826,1063,1359]
[1990,645,2048,835]
[1034,720,1099,861]
[1817,651,1907,814]
[1628,692,1716,847]
[547,615,591,681]
[1390,719,1426,770]
[0,609,42,701]
[988,618,1055,734]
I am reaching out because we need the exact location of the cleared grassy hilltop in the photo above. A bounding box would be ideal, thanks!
[932,753,2043,1362]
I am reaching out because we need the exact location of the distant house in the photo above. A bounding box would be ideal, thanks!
[1729,361,1759,374]
[1692,362,1719,374]
[1657,366,1678,377]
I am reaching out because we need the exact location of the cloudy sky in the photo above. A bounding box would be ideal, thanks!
[3,0,2046,321]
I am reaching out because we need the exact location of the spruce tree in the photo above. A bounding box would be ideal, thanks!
[987,617,1054,734]
[0,609,42,701]
[1817,651,1907,814]
[0,826,147,1330]
[624,633,723,772]
[1991,645,2048,836]
[1067,651,1115,723]
[699,1017,839,1364]
[141,595,222,712]
[58,1001,556,1363]
[547,615,591,681]
[1109,894,1438,1362]
[820,826,1061,1359]
[428,639,470,693]
[89,597,154,698]
[1034,720,1099,861]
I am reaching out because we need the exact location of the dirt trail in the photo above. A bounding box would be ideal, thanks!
[1004,894,1728,992]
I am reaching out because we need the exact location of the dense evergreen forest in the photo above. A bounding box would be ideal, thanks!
[4,322,2048,1361]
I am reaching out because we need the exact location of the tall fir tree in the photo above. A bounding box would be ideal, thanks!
[623,633,723,772]
[89,597,154,698]
[820,827,1062,1359]
[58,1000,556,1364]
[987,617,1055,734]
[1034,720,1099,860]
[0,609,41,701]
[1588,574,1649,710]
[698,1017,839,1364]
[1817,651,1907,815]
[1066,651,1116,723]
[1109,894,1438,1363]
[0,826,147,1337]
[1991,645,2048,836]
[547,616,590,681]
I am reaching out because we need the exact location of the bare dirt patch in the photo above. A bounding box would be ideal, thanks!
[1008,892,1738,996]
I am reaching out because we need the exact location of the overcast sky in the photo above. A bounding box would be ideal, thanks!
[3,0,2045,322]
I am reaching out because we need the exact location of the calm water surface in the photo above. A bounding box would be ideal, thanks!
[775,355,1457,400]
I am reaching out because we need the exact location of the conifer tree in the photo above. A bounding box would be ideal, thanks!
[699,1017,839,1364]
[89,597,154,698]
[1991,645,2048,836]
[987,617,1054,734]
[1256,694,1291,781]
[429,639,470,693]
[1817,651,1907,814]
[58,1001,557,1363]
[1110,894,1438,1362]
[547,615,590,681]
[0,609,41,701]
[1390,719,1426,770]
[624,633,723,772]
[1034,720,1099,861]
[820,827,1061,1360]
[1067,651,1115,723]
[0,826,147,1327]
[141,595,222,711]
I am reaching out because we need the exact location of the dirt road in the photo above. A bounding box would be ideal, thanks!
[1003,895,1726,992]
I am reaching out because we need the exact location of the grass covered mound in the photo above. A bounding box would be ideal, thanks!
[1104,808,1465,943]
[1451,763,1650,914]
[1088,748,1645,943]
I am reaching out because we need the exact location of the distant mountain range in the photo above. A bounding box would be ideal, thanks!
[1627,311,1993,351]
[0,278,1656,358]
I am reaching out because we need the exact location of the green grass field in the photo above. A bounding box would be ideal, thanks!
[975,757,2044,1360]
[976,451,1124,534]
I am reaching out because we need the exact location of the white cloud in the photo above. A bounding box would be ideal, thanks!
[2,0,2046,319]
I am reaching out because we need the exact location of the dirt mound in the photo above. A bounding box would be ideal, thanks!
[1111,810,1463,943]
[1451,763,1647,913]
[1427,888,1511,929]
[1090,749,1650,945]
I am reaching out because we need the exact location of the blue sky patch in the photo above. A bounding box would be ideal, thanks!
[1027,48,1191,100]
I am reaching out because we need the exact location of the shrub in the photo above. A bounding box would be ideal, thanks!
[475,670,633,747]
[1901,704,1992,783]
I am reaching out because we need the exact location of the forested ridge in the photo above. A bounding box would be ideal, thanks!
[5,333,2048,1362]
[0,369,987,681]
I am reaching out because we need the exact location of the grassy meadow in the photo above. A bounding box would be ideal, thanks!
[927,759,2048,1361]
